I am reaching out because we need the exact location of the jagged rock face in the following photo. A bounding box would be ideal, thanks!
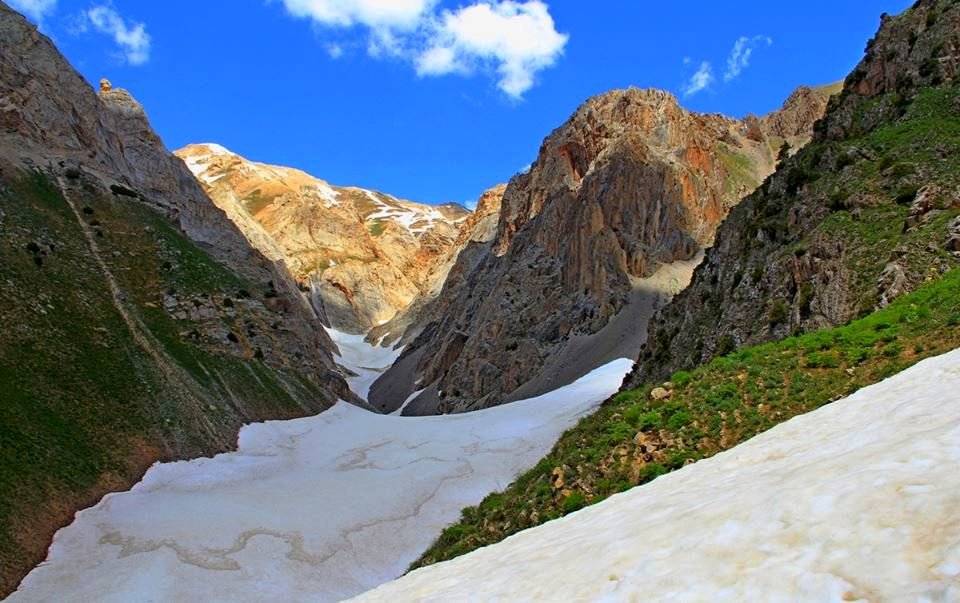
[760,83,842,142]
[627,0,960,388]
[366,183,507,347]
[379,86,830,413]
[0,3,344,387]
[175,144,470,333]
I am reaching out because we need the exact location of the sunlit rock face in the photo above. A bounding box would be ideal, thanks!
[384,85,835,413]
[356,349,960,602]
[175,144,472,333]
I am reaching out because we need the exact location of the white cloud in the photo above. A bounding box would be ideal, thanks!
[280,0,436,30]
[683,61,713,97]
[8,0,57,22]
[416,1,568,99]
[85,5,151,66]
[724,35,772,82]
[277,0,568,99]
[327,43,344,58]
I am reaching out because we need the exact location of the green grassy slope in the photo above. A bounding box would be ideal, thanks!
[0,172,335,594]
[414,263,960,567]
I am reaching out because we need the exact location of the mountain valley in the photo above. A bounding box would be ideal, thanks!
[2,0,959,601]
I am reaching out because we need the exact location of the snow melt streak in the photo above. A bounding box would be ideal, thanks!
[9,360,634,602]
[356,349,960,602]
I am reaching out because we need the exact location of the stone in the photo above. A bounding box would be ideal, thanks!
[650,387,672,401]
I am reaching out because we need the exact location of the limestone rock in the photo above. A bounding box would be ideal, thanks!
[378,85,833,413]
[174,144,471,333]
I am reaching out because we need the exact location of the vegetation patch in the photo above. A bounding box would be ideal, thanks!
[413,267,960,569]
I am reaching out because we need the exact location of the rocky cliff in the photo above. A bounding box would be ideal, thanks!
[374,85,833,415]
[627,0,960,387]
[0,2,354,595]
[175,144,470,333]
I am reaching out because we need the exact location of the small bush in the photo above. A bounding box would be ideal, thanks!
[670,370,692,387]
[562,492,586,514]
[769,300,789,326]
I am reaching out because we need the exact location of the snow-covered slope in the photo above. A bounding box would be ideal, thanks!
[8,359,634,602]
[355,349,960,602]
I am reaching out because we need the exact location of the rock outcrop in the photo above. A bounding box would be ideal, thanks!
[175,144,470,333]
[375,85,833,414]
[0,2,354,595]
[627,0,960,387]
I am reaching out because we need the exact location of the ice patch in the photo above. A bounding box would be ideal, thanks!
[327,328,403,401]
[9,359,633,602]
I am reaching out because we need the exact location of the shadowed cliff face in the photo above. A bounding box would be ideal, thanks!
[375,86,833,414]
[628,0,960,388]
[0,2,356,595]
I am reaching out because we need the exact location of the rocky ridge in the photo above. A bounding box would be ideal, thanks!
[375,84,834,414]
[0,2,354,595]
[628,0,960,387]
[175,143,470,333]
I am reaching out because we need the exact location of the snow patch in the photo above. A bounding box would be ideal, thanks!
[327,328,403,401]
[9,359,633,602]
[356,348,960,602]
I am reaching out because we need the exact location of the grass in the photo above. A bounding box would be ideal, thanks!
[412,266,960,570]
[0,172,334,596]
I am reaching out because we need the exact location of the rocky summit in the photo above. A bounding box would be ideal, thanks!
[175,143,471,334]
[373,84,835,415]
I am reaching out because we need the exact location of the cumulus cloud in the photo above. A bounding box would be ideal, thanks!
[326,43,345,58]
[724,35,772,82]
[280,0,436,30]
[277,0,568,99]
[8,0,57,22]
[683,61,713,97]
[85,5,151,66]
[416,1,568,99]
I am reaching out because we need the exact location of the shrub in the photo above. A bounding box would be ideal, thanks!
[670,370,692,387]
[562,492,586,514]
[769,300,789,326]
[835,152,855,170]
[716,334,736,356]
[666,411,694,431]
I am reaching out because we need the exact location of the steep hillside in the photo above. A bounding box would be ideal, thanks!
[629,0,960,386]
[409,0,960,568]
[0,3,353,595]
[412,255,960,569]
[375,85,833,415]
[175,143,470,333]
[362,347,960,601]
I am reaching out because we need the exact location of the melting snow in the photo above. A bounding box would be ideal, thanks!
[8,339,633,602]
[327,328,403,401]
[355,348,960,602]
[363,191,449,236]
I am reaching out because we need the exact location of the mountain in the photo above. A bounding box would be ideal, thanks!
[627,0,960,387]
[407,0,960,573]
[175,144,471,333]
[373,85,835,415]
[0,2,354,595]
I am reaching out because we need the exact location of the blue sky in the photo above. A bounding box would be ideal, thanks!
[13,0,913,206]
